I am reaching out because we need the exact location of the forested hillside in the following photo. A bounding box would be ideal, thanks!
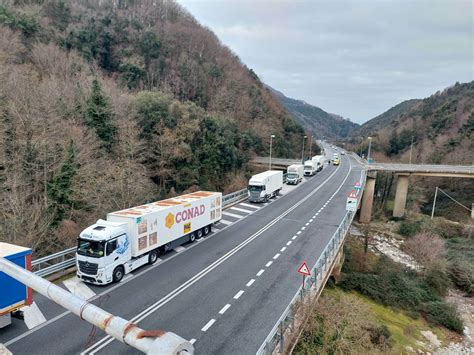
[270,87,359,139]
[0,0,305,254]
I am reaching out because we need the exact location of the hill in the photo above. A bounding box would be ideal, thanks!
[270,87,359,139]
[349,81,473,165]
[0,0,304,254]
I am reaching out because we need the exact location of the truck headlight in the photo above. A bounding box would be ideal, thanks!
[97,268,105,277]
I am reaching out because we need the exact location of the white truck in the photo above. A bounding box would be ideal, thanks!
[76,191,222,285]
[286,164,304,185]
[304,159,318,176]
[248,170,283,203]
[311,155,326,172]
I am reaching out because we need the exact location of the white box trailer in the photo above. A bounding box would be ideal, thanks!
[312,155,326,172]
[248,170,283,203]
[286,164,304,185]
[304,159,318,176]
[76,191,222,284]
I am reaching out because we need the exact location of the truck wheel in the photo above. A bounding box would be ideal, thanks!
[196,229,203,239]
[148,250,159,264]
[204,225,210,235]
[112,266,124,283]
[189,232,196,243]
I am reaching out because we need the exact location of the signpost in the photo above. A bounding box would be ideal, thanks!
[346,189,358,212]
[354,181,361,194]
[297,262,311,288]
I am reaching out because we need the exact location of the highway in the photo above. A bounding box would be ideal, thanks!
[1,145,364,354]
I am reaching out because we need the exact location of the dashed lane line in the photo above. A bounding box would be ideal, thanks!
[201,319,216,332]
[219,304,231,315]
[233,290,245,300]
[246,279,255,287]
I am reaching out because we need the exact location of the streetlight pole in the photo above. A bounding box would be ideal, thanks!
[301,135,307,163]
[431,186,438,219]
[309,135,313,157]
[409,136,414,164]
[367,137,372,162]
[269,134,275,170]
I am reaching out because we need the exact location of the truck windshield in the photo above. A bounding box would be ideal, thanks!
[77,239,105,258]
[287,173,297,179]
[248,185,264,192]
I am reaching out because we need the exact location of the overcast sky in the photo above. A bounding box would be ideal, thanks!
[176,0,473,124]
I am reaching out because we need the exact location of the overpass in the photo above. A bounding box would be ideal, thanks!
[1,146,365,354]
[249,156,302,170]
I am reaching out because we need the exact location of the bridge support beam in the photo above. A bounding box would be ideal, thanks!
[359,175,376,223]
[393,174,409,218]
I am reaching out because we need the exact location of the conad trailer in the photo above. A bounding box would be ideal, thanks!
[311,155,326,172]
[286,164,304,185]
[0,243,33,328]
[304,159,318,176]
[76,191,222,285]
[248,170,283,202]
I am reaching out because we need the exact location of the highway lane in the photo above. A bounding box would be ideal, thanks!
[4,146,361,354]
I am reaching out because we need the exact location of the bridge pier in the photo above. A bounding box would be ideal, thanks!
[359,173,376,223]
[393,174,409,218]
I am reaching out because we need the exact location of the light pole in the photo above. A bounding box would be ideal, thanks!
[409,136,414,164]
[309,135,314,157]
[269,134,275,170]
[367,137,372,162]
[301,135,307,163]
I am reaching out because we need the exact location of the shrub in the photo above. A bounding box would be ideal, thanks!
[398,220,422,236]
[425,267,451,297]
[422,302,464,334]
[448,260,474,296]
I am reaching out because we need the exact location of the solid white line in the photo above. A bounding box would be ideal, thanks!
[246,279,256,287]
[230,207,253,214]
[219,219,233,225]
[265,261,273,267]
[219,304,231,315]
[292,236,297,240]
[233,290,245,299]
[280,247,286,252]
[273,253,280,260]
[189,339,196,344]
[297,231,301,235]
[174,246,186,253]
[201,319,216,332]
[222,211,244,219]
[80,160,346,354]
[257,269,265,276]
[240,203,260,209]
[286,241,292,246]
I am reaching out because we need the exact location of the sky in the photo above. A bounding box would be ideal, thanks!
[176,0,473,124]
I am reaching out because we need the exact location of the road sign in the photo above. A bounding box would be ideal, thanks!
[297,262,311,276]
[354,181,361,193]
[346,189,358,211]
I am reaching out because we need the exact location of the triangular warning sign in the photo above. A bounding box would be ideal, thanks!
[355,181,361,187]
[297,262,311,276]
[348,189,358,198]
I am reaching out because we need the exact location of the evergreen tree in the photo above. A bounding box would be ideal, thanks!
[85,78,117,152]
[47,140,77,225]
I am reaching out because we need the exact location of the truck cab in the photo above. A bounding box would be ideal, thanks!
[76,220,130,284]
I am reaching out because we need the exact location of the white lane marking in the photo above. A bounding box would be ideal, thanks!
[292,235,297,240]
[230,207,253,214]
[222,211,244,219]
[287,241,292,246]
[246,279,256,287]
[301,226,306,230]
[240,203,260,209]
[212,226,220,231]
[22,302,46,330]
[297,231,302,235]
[265,261,273,267]
[219,304,231,315]
[79,161,348,354]
[273,253,280,260]
[174,246,186,253]
[63,277,96,301]
[305,222,309,226]
[219,219,233,225]
[309,219,313,223]
[257,269,265,276]
[280,247,286,252]
[233,290,245,299]
[315,212,319,216]
[201,319,216,332]
[189,339,196,345]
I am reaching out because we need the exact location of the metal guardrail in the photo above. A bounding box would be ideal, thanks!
[222,188,248,207]
[256,170,367,354]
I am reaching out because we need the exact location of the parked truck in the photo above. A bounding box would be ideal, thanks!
[286,164,304,185]
[0,243,33,328]
[76,191,222,285]
[304,159,318,176]
[311,155,326,172]
[248,171,283,203]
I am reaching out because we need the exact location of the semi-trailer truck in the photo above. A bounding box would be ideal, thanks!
[304,159,318,176]
[286,164,304,185]
[248,171,283,203]
[76,191,222,285]
[0,243,33,328]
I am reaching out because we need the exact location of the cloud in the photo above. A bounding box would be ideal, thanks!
[177,0,473,123]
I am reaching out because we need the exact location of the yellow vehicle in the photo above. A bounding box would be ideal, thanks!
[332,153,340,165]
